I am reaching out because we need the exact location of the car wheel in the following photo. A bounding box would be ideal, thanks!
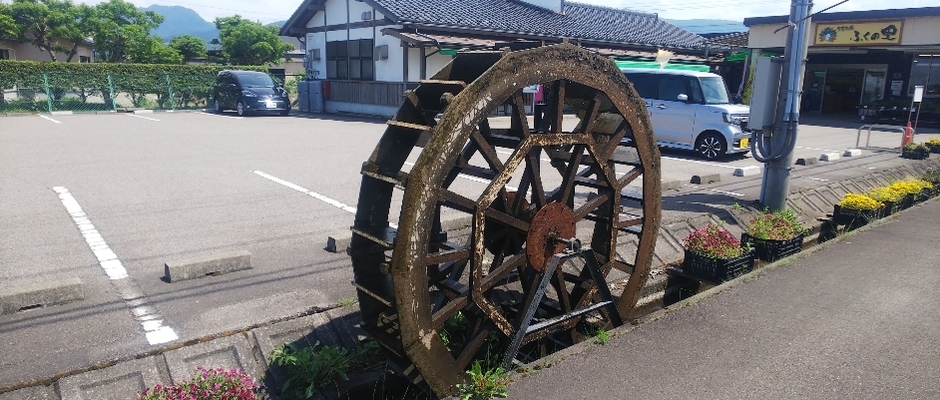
[214,99,223,113]
[696,132,726,160]
[236,101,247,116]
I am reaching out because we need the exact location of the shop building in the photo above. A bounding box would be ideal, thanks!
[744,7,940,117]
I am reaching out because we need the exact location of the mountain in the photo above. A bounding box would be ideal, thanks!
[141,5,218,43]
[665,19,746,34]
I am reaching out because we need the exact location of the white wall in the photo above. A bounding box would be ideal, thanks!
[426,53,453,79]
[324,0,347,24]
[404,48,455,81]
[375,33,404,82]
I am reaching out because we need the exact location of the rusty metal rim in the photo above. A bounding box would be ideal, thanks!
[384,43,661,396]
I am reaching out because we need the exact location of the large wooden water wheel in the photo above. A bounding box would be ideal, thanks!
[349,43,661,397]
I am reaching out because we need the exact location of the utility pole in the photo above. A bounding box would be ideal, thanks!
[758,0,813,211]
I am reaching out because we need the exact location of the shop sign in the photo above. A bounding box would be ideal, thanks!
[814,21,903,46]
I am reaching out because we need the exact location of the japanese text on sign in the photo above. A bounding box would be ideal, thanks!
[814,21,903,46]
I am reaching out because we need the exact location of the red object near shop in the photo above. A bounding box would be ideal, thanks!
[901,121,914,147]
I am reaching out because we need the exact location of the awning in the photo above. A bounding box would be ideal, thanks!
[615,60,709,72]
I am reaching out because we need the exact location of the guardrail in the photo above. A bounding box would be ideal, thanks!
[856,124,908,148]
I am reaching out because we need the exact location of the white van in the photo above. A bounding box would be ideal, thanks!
[621,68,750,160]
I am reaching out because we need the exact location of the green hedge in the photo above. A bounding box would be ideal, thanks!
[0,61,268,112]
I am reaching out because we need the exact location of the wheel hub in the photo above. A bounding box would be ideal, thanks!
[525,202,576,273]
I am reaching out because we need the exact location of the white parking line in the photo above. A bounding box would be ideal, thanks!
[404,161,518,191]
[53,186,178,345]
[253,170,360,215]
[199,112,243,119]
[39,114,62,124]
[709,188,746,197]
[125,113,160,122]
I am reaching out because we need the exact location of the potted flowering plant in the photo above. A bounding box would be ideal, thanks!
[867,186,904,216]
[742,209,806,262]
[888,178,931,208]
[901,142,930,160]
[138,367,257,400]
[923,169,940,197]
[680,224,754,284]
[926,138,940,154]
[833,193,883,227]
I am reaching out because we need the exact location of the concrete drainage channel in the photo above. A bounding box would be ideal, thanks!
[2,159,938,400]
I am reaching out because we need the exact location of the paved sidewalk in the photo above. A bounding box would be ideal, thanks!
[507,198,940,399]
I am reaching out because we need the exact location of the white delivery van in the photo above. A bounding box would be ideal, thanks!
[621,68,750,160]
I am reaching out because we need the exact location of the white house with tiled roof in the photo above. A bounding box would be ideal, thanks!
[280,0,714,116]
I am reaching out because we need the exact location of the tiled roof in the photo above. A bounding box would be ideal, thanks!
[367,0,706,49]
[383,28,711,62]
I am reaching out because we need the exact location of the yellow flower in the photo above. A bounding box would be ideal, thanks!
[888,179,925,195]
[837,193,883,211]
[867,187,903,203]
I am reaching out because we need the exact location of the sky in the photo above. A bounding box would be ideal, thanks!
[67,0,933,25]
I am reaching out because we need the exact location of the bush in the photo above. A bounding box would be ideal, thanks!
[137,367,257,400]
[268,340,380,399]
[456,361,510,400]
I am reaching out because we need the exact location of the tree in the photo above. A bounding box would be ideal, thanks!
[56,3,96,62]
[169,34,207,63]
[6,0,77,62]
[0,4,20,41]
[214,15,291,65]
[91,0,164,63]
[127,31,182,65]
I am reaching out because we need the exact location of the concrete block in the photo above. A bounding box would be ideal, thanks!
[0,277,83,315]
[796,157,818,165]
[843,149,863,157]
[819,153,840,161]
[164,251,251,283]
[690,174,721,184]
[661,179,683,191]
[325,235,348,253]
[132,109,154,114]
[733,166,761,177]
[58,357,162,400]
[50,111,73,116]
[163,334,262,384]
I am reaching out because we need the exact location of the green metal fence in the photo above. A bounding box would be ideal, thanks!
[0,72,217,113]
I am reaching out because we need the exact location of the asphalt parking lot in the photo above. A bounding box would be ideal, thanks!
[1,110,938,387]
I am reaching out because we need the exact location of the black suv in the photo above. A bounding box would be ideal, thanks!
[213,70,290,116]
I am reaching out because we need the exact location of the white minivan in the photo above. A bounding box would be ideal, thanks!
[621,68,750,160]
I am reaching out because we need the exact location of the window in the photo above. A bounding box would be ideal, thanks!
[79,55,91,63]
[0,49,11,60]
[326,39,374,80]
[625,73,658,99]
[910,55,940,97]
[657,76,688,101]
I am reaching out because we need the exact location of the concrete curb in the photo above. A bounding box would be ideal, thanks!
[0,278,84,315]
[163,251,252,283]
[326,216,473,253]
